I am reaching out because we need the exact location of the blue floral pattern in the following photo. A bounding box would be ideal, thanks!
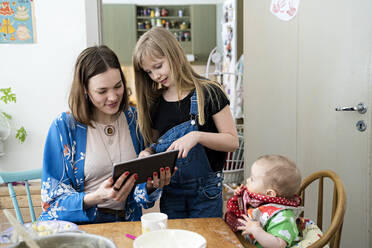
[39,107,161,223]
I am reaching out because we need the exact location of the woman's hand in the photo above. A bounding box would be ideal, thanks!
[146,166,177,193]
[167,131,199,158]
[83,171,137,208]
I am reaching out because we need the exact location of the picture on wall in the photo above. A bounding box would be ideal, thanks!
[0,0,36,44]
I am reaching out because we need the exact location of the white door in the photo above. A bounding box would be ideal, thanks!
[244,0,372,247]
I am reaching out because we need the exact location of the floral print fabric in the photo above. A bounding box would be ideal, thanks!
[39,107,161,223]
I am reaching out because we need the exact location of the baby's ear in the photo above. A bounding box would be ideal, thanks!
[265,189,277,197]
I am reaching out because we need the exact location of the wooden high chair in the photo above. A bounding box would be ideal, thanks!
[235,170,346,248]
[297,170,346,248]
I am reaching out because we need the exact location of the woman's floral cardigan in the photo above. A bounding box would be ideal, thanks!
[39,107,161,223]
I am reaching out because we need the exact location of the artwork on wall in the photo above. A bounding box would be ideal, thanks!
[270,0,300,21]
[0,0,36,44]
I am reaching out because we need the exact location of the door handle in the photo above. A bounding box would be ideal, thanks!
[335,102,367,114]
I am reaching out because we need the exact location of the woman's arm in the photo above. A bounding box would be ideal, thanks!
[39,117,96,223]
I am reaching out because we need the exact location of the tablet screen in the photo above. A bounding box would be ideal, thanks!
[112,150,179,185]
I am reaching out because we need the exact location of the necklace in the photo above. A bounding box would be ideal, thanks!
[96,117,122,165]
[104,125,115,136]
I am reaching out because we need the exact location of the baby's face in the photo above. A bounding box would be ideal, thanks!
[246,162,268,195]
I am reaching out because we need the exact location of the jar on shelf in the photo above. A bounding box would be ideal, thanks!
[155,8,160,17]
[180,22,188,30]
[156,18,162,27]
[150,18,155,28]
[184,32,191,41]
[165,21,170,29]
[137,22,143,29]
[170,20,176,29]
[178,9,183,17]
[145,21,151,29]
[150,9,155,17]
[161,8,168,17]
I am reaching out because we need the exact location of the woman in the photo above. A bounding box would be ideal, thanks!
[39,45,171,224]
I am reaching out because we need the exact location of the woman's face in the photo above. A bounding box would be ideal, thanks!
[141,55,174,88]
[87,68,124,123]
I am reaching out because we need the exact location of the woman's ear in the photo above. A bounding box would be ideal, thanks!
[265,188,277,197]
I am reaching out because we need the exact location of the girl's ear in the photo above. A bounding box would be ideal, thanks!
[265,189,277,197]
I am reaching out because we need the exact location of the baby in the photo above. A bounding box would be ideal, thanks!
[225,155,303,248]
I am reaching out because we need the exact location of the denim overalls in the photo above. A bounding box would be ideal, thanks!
[151,91,223,219]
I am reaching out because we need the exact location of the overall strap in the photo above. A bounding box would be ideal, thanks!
[189,90,198,116]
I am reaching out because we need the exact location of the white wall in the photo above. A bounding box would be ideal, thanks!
[0,0,99,171]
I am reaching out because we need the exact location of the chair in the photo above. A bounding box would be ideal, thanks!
[297,170,346,248]
[234,170,346,248]
[0,168,42,224]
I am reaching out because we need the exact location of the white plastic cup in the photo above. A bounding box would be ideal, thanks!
[140,213,168,234]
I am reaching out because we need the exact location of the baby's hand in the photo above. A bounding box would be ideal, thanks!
[234,184,245,196]
[237,214,261,235]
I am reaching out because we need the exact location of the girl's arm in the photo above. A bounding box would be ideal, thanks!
[237,215,287,248]
[196,105,238,151]
[167,105,239,158]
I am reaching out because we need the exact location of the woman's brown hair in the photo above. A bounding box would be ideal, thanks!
[68,45,129,126]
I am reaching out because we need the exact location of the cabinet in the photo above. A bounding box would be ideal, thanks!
[102,4,136,65]
[102,4,216,65]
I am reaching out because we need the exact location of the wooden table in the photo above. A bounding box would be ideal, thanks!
[79,217,247,248]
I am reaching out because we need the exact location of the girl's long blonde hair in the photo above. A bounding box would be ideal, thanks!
[133,27,225,145]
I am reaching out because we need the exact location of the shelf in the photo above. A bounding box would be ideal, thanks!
[137,16,190,19]
[137,28,191,32]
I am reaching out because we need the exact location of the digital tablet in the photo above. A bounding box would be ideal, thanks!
[112,150,179,185]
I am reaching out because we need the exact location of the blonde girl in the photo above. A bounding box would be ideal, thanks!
[133,27,239,218]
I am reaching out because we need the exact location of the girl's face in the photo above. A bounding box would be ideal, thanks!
[141,55,174,88]
[246,162,268,195]
[87,68,124,122]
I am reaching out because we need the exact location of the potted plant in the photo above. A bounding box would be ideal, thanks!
[0,87,27,156]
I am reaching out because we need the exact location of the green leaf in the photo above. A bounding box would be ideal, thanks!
[1,112,12,120]
[0,87,17,104]
[15,126,27,143]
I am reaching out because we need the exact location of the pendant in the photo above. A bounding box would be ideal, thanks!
[104,125,115,136]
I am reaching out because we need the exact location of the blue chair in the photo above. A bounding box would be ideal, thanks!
[0,169,42,224]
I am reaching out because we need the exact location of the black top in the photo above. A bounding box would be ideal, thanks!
[152,83,230,172]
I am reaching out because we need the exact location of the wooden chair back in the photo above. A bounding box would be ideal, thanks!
[298,170,347,248]
[0,169,42,224]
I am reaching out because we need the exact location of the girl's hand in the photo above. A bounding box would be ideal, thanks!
[237,214,262,235]
[146,166,178,192]
[138,147,154,158]
[167,131,199,158]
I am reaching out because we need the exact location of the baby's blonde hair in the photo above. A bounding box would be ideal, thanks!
[256,155,301,198]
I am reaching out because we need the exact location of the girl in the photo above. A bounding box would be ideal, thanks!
[133,27,239,218]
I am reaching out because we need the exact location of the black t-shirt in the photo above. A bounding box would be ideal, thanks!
[152,83,230,172]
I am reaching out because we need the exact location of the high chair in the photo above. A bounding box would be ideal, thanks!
[296,170,346,248]
[0,168,42,224]
[234,170,346,248]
